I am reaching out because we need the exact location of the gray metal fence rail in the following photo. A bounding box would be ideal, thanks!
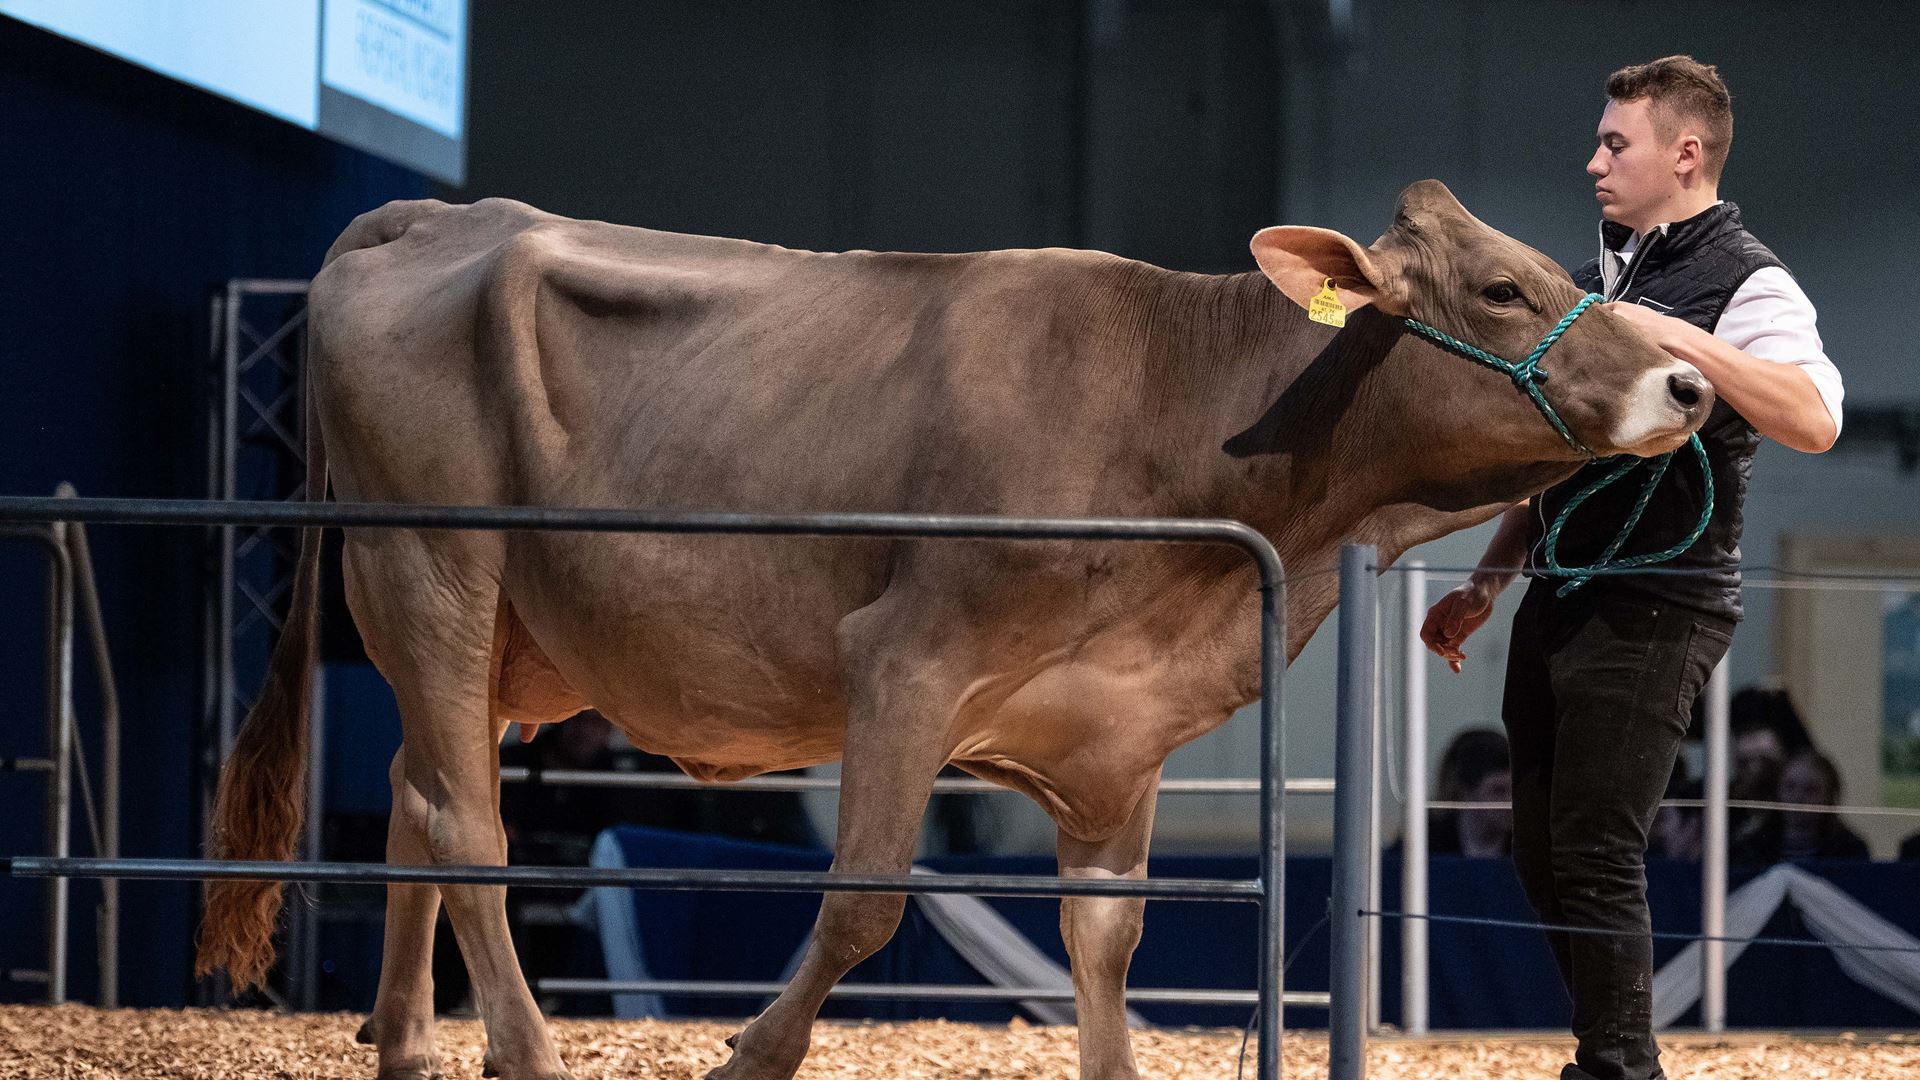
[0,489,124,1008]
[0,494,1301,1080]
[0,521,72,1003]
[498,768,1337,795]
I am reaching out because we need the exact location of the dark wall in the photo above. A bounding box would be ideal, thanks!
[450,0,1280,272]
[0,17,427,1005]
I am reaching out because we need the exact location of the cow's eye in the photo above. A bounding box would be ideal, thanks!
[1482,281,1522,305]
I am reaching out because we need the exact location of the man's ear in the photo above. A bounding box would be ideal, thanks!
[1250,226,1408,317]
[1673,132,1704,179]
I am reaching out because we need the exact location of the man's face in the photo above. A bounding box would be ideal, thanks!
[1587,97,1681,231]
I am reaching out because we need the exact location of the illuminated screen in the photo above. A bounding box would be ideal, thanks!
[2,0,466,182]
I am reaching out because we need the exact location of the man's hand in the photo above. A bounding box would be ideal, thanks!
[1420,578,1501,674]
[1603,300,1698,354]
[1605,299,1838,452]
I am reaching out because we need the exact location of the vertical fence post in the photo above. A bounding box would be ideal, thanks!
[1330,544,1377,1080]
[1400,561,1428,1034]
[45,519,74,1004]
[1257,559,1288,1080]
[1366,584,1384,1034]
[1702,654,1732,1032]
[59,484,122,1008]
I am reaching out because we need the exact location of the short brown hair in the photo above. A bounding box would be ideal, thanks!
[1607,55,1734,182]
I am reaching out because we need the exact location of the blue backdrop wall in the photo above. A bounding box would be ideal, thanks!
[0,17,427,1006]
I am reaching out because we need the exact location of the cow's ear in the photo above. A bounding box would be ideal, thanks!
[1250,227,1408,317]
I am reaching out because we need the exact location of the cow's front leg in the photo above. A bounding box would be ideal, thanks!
[708,626,954,1079]
[1058,771,1161,1080]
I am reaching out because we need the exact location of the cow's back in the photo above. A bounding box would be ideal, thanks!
[309,198,1145,518]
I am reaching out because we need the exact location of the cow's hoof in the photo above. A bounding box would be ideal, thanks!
[356,1019,376,1045]
[724,1031,740,1050]
[373,1064,441,1080]
[705,1064,793,1080]
[478,1057,574,1079]
[473,1057,570,1080]
[705,1044,803,1080]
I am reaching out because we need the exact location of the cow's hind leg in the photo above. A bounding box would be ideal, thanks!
[1058,772,1160,1080]
[345,536,568,1080]
[358,746,445,1079]
[707,609,955,1080]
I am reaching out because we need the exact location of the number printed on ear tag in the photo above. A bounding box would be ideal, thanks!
[1308,277,1347,327]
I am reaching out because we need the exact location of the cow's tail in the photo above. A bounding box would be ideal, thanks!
[193,385,329,992]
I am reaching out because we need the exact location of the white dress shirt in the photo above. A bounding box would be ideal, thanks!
[1605,218,1844,437]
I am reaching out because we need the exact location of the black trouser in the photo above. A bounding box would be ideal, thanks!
[1501,579,1734,1080]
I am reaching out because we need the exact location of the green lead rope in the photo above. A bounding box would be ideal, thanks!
[1399,292,1715,595]
[1542,432,1713,596]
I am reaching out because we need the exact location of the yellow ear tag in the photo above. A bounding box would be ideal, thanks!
[1308,277,1347,327]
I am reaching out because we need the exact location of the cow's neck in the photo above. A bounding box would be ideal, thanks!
[1134,279,1582,655]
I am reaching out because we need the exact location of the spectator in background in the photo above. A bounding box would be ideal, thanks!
[1729,686,1810,788]
[1777,749,1870,860]
[1727,686,1812,857]
[1432,728,1513,858]
[1732,748,1870,863]
[1651,774,1704,861]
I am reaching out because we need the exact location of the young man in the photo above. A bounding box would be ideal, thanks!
[1420,56,1843,1080]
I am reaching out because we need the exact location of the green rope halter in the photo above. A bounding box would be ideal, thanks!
[1400,292,1714,595]
[1404,293,1603,456]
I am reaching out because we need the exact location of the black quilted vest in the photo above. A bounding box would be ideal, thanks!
[1527,202,1785,621]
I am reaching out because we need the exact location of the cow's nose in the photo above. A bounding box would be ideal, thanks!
[1668,371,1707,411]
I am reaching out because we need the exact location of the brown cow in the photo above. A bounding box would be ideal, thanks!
[196,180,1709,1080]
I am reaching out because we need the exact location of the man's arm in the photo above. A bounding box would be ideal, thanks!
[1671,331,1835,451]
[1420,498,1535,672]
[1609,302,1834,451]
[1471,497,1536,592]
[1605,269,1843,454]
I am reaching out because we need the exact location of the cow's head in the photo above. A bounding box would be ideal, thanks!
[1249,179,1711,461]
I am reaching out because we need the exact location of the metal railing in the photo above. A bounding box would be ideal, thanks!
[499,768,1337,796]
[0,494,1304,1080]
[0,485,123,1006]
[536,978,1332,1009]
[502,767,1338,1011]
